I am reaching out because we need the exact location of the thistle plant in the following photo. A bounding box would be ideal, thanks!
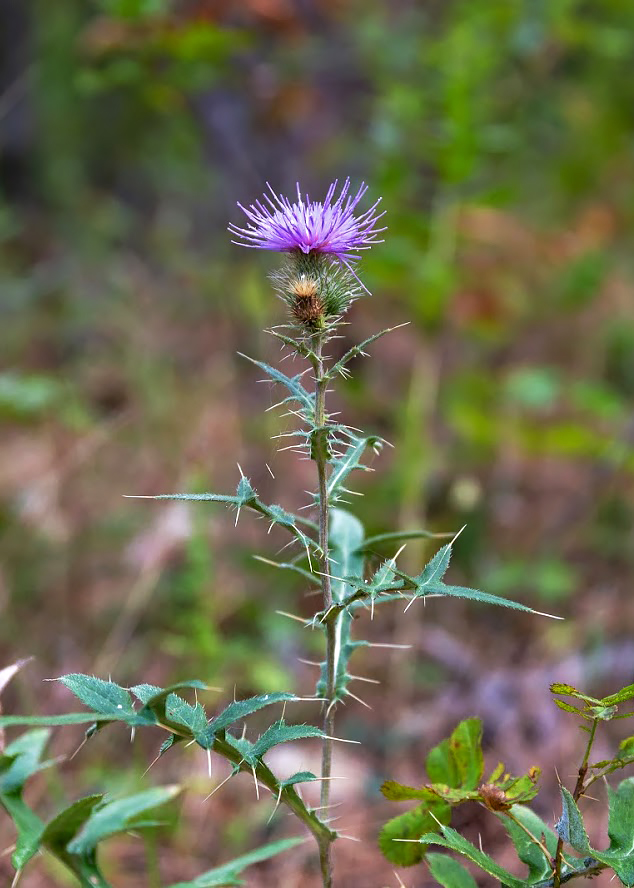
[1,180,556,888]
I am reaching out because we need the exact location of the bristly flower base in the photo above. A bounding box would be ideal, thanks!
[270,250,361,332]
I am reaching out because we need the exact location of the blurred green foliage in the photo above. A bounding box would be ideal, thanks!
[2,0,634,697]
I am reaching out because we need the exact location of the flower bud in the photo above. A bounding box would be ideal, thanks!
[289,275,324,328]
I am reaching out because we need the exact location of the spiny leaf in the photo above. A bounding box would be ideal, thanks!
[59,675,137,720]
[379,797,451,866]
[164,694,208,743]
[251,720,325,759]
[555,787,590,854]
[67,786,181,854]
[426,853,478,888]
[327,324,409,379]
[166,837,304,887]
[361,529,447,550]
[420,825,525,887]
[280,771,318,789]
[416,543,452,587]
[253,556,319,585]
[131,680,207,707]
[203,693,297,746]
[239,354,315,419]
[438,584,555,616]
[136,683,208,734]
[129,482,318,553]
[323,434,383,504]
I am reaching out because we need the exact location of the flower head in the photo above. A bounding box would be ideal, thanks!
[229,178,386,276]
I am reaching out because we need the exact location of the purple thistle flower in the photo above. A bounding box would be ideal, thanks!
[229,178,386,281]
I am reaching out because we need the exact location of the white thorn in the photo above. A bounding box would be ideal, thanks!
[367,642,412,649]
[345,689,372,710]
[203,771,233,801]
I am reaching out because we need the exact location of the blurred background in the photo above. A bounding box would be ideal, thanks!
[1,1,634,885]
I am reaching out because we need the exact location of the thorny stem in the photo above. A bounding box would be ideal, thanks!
[213,734,335,849]
[312,334,337,888]
[552,718,599,888]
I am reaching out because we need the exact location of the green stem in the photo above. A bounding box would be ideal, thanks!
[312,334,336,888]
[552,718,599,888]
[212,735,335,849]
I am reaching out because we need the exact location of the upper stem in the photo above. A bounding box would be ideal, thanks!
[312,334,337,888]
[552,718,599,888]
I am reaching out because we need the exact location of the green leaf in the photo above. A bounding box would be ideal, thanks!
[0,791,44,870]
[420,825,525,887]
[324,434,383,504]
[426,738,461,788]
[315,509,366,705]
[164,694,209,742]
[167,837,304,887]
[381,781,437,802]
[417,543,452,586]
[550,683,601,704]
[555,787,590,854]
[379,797,451,866]
[0,729,53,792]
[131,680,207,706]
[203,693,297,746]
[41,794,103,856]
[0,729,51,868]
[280,771,318,789]
[253,556,319,585]
[67,786,180,855]
[250,720,324,759]
[399,545,558,618]
[59,675,137,720]
[329,508,365,603]
[619,736,634,759]
[602,684,634,706]
[440,583,557,616]
[495,774,540,806]
[239,354,315,419]
[500,806,560,882]
[361,529,445,550]
[0,713,119,728]
[449,718,483,790]
[591,777,634,885]
[327,325,408,380]
[553,699,586,716]
[427,852,478,888]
